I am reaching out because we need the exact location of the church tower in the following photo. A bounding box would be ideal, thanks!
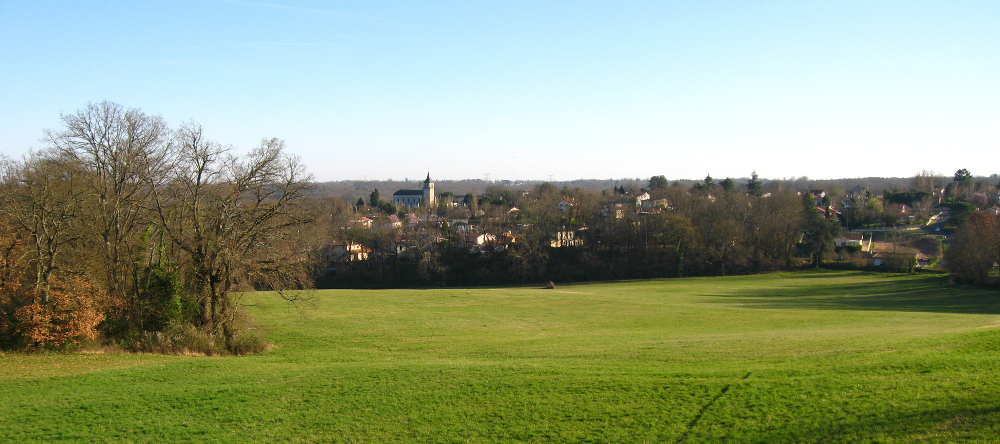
[422,172,436,207]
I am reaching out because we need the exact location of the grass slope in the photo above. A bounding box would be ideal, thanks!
[3,270,1000,443]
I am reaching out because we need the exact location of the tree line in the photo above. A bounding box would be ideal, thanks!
[324,175,840,288]
[0,102,315,352]
[324,171,998,290]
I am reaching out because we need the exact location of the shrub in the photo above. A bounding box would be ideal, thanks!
[850,251,870,269]
[15,274,106,349]
[225,311,270,355]
[163,323,218,355]
[122,315,270,356]
[227,327,269,355]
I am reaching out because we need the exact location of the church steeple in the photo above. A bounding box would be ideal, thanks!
[422,172,435,207]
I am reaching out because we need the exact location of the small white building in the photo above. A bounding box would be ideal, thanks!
[634,192,650,207]
[467,233,497,246]
[834,233,870,251]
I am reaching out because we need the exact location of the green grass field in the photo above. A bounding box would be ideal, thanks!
[3,270,1000,443]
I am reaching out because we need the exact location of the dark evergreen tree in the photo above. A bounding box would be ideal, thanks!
[648,175,669,190]
[954,168,973,186]
[720,178,735,193]
[747,171,763,196]
[800,192,838,268]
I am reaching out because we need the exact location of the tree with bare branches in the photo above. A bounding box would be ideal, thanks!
[45,101,173,333]
[153,123,314,348]
[0,153,86,299]
[946,211,1000,285]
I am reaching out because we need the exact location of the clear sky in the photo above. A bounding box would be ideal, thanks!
[2,1,998,182]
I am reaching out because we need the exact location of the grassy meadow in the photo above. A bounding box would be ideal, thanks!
[3,270,1000,443]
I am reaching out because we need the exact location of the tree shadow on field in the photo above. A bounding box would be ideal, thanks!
[743,404,1000,443]
[709,275,1000,315]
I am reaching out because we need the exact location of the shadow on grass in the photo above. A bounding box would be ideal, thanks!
[708,273,1000,315]
[750,404,1000,443]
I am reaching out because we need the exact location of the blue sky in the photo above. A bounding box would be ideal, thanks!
[2,1,998,182]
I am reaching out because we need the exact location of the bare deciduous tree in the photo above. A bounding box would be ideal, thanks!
[45,101,173,328]
[946,211,1000,285]
[0,153,86,300]
[153,123,314,347]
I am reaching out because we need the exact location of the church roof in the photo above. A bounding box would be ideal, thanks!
[393,190,424,196]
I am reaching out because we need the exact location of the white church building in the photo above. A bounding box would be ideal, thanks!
[392,173,436,208]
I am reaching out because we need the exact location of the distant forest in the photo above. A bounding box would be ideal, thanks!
[308,176,943,206]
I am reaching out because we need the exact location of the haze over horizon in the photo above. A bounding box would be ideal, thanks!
[2,1,998,182]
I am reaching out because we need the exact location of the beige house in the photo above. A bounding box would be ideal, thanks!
[348,217,374,228]
[325,243,370,262]
[834,233,870,251]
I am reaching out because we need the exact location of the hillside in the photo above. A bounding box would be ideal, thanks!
[3,270,1000,442]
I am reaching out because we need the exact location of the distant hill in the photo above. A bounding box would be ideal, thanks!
[305,176,936,203]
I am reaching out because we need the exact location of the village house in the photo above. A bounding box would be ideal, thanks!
[347,216,374,228]
[601,203,627,219]
[459,230,518,252]
[463,232,499,250]
[886,203,917,225]
[641,198,670,211]
[558,198,577,212]
[816,205,841,219]
[634,192,650,207]
[387,214,403,228]
[867,251,918,269]
[809,190,826,207]
[834,233,870,251]
[406,213,444,229]
[325,243,370,262]
[550,230,583,248]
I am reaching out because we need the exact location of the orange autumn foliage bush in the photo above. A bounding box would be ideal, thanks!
[1,215,107,349]
[15,274,107,348]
